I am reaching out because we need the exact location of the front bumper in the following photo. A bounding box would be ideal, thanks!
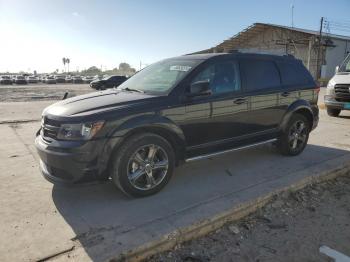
[0,80,12,85]
[35,134,114,185]
[15,80,27,84]
[324,95,350,110]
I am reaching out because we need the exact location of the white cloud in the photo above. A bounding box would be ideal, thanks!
[72,11,80,17]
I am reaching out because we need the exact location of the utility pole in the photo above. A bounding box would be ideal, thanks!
[291,4,294,28]
[316,17,324,80]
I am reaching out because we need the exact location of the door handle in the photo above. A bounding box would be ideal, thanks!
[233,98,247,105]
[281,92,290,97]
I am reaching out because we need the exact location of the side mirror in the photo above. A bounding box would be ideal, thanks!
[188,81,211,97]
[335,66,339,74]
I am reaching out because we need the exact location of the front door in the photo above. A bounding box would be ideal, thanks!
[180,59,249,153]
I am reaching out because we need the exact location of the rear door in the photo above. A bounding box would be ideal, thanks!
[239,57,284,136]
[276,60,317,108]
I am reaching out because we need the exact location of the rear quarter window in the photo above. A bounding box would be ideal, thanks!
[277,61,314,86]
[240,59,281,91]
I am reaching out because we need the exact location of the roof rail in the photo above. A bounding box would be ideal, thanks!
[227,49,294,57]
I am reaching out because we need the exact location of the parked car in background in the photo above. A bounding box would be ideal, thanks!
[41,75,49,83]
[325,53,350,117]
[45,76,56,84]
[65,75,73,83]
[26,76,39,83]
[0,75,13,85]
[14,75,27,84]
[55,75,66,83]
[83,76,94,83]
[73,76,83,84]
[90,75,127,90]
[35,52,319,197]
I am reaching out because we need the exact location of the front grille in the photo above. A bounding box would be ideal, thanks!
[334,84,350,102]
[42,116,60,141]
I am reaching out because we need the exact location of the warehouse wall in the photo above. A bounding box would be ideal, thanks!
[324,39,350,78]
[221,27,320,79]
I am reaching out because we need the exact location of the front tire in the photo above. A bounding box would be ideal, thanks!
[278,114,310,156]
[111,133,175,197]
[327,108,341,117]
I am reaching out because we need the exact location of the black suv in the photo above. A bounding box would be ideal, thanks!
[35,53,319,197]
[90,75,127,90]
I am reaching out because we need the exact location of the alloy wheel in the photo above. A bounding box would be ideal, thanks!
[127,144,169,190]
[288,120,308,151]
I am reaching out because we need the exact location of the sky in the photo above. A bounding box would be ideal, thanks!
[0,0,349,73]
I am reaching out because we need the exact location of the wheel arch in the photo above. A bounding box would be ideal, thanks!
[280,100,314,132]
[106,115,187,169]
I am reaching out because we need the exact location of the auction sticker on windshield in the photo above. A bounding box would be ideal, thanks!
[170,65,192,72]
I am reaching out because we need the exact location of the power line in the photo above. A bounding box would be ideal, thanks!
[323,18,350,34]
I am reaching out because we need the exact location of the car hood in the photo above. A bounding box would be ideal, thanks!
[91,79,103,84]
[43,89,157,118]
[330,73,350,84]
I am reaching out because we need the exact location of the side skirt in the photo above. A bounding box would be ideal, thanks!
[185,138,277,163]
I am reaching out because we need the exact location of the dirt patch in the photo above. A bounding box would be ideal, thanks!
[146,174,350,262]
[0,84,93,102]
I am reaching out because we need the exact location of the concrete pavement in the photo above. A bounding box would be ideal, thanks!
[0,101,53,123]
[1,88,350,261]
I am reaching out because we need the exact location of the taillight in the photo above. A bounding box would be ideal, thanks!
[315,86,320,94]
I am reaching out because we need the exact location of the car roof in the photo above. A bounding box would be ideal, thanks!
[172,52,297,63]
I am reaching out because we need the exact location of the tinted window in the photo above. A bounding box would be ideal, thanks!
[240,59,280,91]
[191,60,240,95]
[278,61,313,85]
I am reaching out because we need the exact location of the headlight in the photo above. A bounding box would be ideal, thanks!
[327,80,335,88]
[326,80,335,95]
[57,121,105,140]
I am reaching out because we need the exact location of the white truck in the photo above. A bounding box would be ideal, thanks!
[325,53,350,117]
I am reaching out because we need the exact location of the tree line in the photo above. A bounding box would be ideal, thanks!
[80,63,136,77]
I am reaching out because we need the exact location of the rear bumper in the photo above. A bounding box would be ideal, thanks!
[35,134,119,185]
[310,105,319,131]
[324,95,350,110]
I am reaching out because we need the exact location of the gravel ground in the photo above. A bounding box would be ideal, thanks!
[0,83,94,102]
[146,173,350,262]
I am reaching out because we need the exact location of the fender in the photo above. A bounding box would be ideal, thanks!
[279,99,314,131]
[107,113,186,153]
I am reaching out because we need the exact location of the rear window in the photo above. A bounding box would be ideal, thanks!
[277,61,314,86]
[240,59,280,91]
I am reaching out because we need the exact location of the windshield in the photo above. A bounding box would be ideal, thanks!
[339,53,350,72]
[117,58,201,94]
[102,76,112,80]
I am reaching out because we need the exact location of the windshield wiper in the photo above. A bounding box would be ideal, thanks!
[122,87,144,93]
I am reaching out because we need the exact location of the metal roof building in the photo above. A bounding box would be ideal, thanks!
[195,23,350,79]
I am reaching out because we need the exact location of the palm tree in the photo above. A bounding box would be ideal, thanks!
[62,58,66,73]
[66,58,70,73]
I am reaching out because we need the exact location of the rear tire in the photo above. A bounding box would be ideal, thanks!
[111,133,175,197]
[277,114,310,156]
[327,108,341,117]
